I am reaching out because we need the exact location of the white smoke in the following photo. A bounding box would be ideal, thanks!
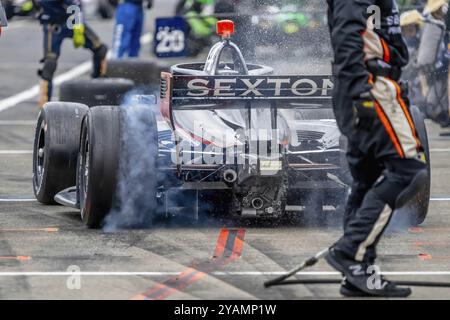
[103,91,161,232]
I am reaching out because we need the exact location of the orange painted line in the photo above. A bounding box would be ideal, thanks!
[228,229,246,260]
[417,253,450,261]
[413,241,450,247]
[409,227,423,233]
[418,253,433,261]
[212,229,229,259]
[0,256,31,261]
[409,227,450,233]
[0,227,58,232]
[131,268,201,300]
[151,270,207,300]
[132,228,246,300]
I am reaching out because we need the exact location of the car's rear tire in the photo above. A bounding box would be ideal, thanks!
[60,78,135,107]
[78,101,159,228]
[106,101,160,229]
[33,102,88,204]
[403,105,431,225]
[78,106,121,228]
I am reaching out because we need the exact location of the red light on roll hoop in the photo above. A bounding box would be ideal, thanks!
[217,20,235,38]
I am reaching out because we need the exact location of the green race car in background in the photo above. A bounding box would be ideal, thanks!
[170,0,329,58]
[3,0,35,20]
[238,0,329,59]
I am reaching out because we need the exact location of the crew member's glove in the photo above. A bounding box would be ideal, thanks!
[146,0,153,9]
[353,92,377,130]
[73,24,86,48]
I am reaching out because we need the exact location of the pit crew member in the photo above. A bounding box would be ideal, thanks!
[37,0,108,108]
[326,0,428,297]
[112,0,153,58]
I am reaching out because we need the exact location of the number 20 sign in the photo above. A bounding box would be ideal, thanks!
[154,17,188,58]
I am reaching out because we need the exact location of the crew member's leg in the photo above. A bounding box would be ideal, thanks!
[83,24,108,78]
[112,2,135,58]
[327,77,427,296]
[332,83,383,232]
[128,5,143,57]
[343,139,382,232]
[38,24,64,108]
[341,76,425,259]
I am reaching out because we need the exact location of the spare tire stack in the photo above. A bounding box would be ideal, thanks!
[105,59,171,92]
[59,78,135,107]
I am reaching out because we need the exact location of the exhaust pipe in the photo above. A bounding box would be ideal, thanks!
[251,197,264,210]
[223,169,237,183]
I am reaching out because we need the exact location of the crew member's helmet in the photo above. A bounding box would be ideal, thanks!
[400,10,425,27]
[424,0,449,15]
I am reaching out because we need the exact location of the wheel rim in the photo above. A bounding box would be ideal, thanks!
[34,122,46,191]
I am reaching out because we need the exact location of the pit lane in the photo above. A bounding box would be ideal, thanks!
[2,1,450,300]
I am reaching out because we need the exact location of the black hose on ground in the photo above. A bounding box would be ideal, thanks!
[266,278,450,288]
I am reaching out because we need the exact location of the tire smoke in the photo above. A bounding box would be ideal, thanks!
[103,92,161,232]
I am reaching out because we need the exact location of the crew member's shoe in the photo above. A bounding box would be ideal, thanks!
[326,247,412,298]
[340,278,371,297]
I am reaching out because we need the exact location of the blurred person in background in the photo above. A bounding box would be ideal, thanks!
[112,0,153,58]
[398,0,426,9]
[401,10,426,107]
[36,0,108,108]
[420,0,450,133]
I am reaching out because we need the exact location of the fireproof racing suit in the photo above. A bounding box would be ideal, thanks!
[112,0,152,58]
[37,0,107,107]
[327,0,427,263]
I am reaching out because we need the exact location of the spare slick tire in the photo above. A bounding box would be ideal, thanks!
[78,99,159,229]
[395,105,431,226]
[105,59,162,86]
[59,78,135,107]
[33,102,89,204]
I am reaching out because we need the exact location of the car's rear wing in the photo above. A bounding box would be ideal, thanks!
[160,72,334,128]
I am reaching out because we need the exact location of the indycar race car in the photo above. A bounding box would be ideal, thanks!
[33,20,431,228]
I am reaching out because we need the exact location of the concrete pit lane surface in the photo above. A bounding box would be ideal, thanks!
[1,0,450,300]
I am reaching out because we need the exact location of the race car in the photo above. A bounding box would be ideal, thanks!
[32,20,431,229]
